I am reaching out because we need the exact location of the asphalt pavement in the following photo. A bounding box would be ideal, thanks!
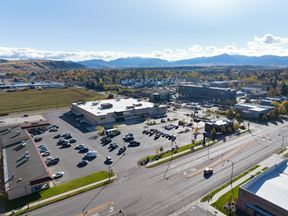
[23,117,288,216]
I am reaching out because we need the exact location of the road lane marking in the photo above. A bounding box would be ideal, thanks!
[75,201,113,216]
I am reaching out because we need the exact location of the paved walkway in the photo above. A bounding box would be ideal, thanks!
[6,175,117,216]
[197,152,285,216]
[146,130,248,168]
[169,150,286,216]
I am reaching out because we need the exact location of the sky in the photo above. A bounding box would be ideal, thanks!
[0,0,288,61]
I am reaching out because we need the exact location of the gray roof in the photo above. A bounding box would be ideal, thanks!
[241,160,288,210]
[1,123,52,193]
[180,83,236,91]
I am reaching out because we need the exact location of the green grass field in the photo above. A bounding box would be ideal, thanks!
[0,88,106,113]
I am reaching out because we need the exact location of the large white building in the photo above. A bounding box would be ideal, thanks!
[71,98,167,125]
[238,160,288,216]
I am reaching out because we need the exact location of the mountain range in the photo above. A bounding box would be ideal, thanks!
[79,54,288,68]
[1,54,288,73]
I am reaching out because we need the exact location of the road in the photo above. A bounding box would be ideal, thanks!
[24,119,288,216]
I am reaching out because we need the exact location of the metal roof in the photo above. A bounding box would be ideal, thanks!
[242,160,288,210]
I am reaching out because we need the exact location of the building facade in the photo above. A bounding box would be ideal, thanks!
[178,83,237,104]
[0,119,52,200]
[234,103,274,119]
[237,160,288,216]
[71,98,167,126]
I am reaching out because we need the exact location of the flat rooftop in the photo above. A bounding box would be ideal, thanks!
[235,103,274,110]
[180,83,235,91]
[73,98,157,116]
[242,160,288,210]
[1,122,52,193]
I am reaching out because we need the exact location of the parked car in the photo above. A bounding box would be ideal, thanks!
[39,147,48,153]
[34,137,42,142]
[46,158,60,166]
[57,138,65,145]
[38,144,46,149]
[118,146,126,155]
[106,129,121,138]
[85,151,97,158]
[128,141,140,147]
[77,160,89,167]
[41,151,50,157]
[108,143,119,150]
[45,157,54,162]
[101,136,111,145]
[75,144,85,150]
[104,156,113,164]
[62,142,72,148]
[79,147,89,153]
[50,124,59,129]
[52,171,64,179]
[62,132,72,139]
[69,138,77,143]
[49,127,58,132]
[123,133,134,142]
[54,134,61,139]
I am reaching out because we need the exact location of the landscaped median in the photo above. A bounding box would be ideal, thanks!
[139,129,249,168]
[3,171,116,216]
[139,140,209,168]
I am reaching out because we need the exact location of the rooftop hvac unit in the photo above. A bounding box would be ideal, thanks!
[126,105,135,109]
[101,103,113,109]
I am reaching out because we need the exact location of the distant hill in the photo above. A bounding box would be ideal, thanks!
[0,60,85,73]
[79,57,169,68]
[78,54,288,68]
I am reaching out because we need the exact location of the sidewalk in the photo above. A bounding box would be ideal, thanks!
[146,129,248,168]
[6,175,117,216]
[197,152,285,216]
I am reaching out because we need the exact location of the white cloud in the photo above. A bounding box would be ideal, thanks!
[254,33,288,45]
[1,34,288,61]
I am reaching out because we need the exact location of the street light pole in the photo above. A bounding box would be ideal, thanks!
[108,165,111,181]
[278,134,287,155]
[227,159,235,203]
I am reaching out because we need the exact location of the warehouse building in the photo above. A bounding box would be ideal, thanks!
[178,83,237,104]
[237,160,288,216]
[71,98,167,125]
[0,119,52,200]
[234,103,274,119]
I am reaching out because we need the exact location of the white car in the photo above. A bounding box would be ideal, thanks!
[53,171,64,179]
[85,150,97,158]
[41,151,50,157]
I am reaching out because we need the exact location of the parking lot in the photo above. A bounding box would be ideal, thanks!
[32,107,205,183]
